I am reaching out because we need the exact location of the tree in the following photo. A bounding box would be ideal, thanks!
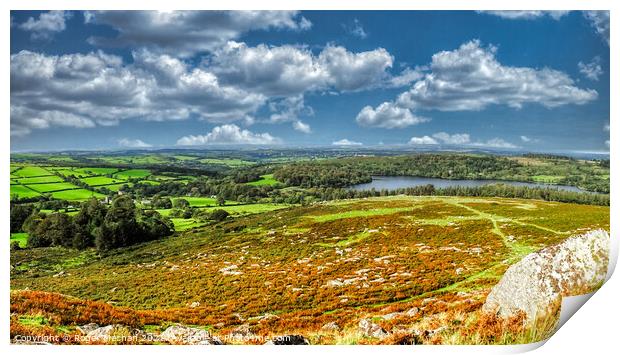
[216,195,226,206]
[210,209,229,222]
[96,195,140,251]
[10,204,35,233]
[172,198,190,209]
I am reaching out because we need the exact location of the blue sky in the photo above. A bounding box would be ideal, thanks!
[10,10,610,152]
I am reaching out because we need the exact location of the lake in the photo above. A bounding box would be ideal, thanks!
[349,176,592,193]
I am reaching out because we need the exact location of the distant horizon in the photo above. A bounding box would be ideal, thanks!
[11,10,610,152]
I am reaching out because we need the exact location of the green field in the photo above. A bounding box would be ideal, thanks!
[10,233,28,248]
[170,218,207,231]
[171,196,225,207]
[28,182,81,193]
[80,176,124,186]
[15,175,65,184]
[47,168,92,178]
[10,185,40,198]
[74,167,118,176]
[198,203,290,215]
[12,166,52,177]
[198,158,255,167]
[50,189,104,201]
[114,169,152,179]
[246,174,281,186]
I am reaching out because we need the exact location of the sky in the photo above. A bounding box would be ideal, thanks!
[10,10,610,152]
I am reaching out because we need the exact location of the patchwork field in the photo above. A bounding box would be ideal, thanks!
[246,174,281,186]
[10,196,609,344]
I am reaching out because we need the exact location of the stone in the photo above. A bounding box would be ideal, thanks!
[77,323,99,335]
[358,319,388,338]
[230,324,255,339]
[483,229,609,325]
[159,325,222,345]
[321,321,340,331]
[405,307,419,317]
[86,325,130,342]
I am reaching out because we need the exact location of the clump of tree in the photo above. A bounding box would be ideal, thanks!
[10,203,35,233]
[24,196,174,251]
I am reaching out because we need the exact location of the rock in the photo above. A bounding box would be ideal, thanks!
[405,307,419,317]
[381,312,402,320]
[321,321,340,331]
[265,334,309,345]
[483,229,609,325]
[159,325,222,345]
[77,323,100,334]
[189,301,200,308]
[326,279,344,287]
[250,313,279,322]
[358,319,388,338]
[86,325,130,342]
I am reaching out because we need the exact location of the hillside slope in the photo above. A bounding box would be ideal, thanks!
[10,196,609,344]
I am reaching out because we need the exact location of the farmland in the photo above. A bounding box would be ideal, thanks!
[10,196,609,344]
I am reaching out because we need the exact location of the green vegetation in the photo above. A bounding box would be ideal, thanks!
[114,169,152,179]
[10,185,40,199]
[246,174,281,186]
[50,189,104,201]
[11,233,28,248]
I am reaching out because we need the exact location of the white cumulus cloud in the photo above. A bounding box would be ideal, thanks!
[408,136,438,145]
[478,10,569,20]
[118,138,152,148]
[356,102,428,129]
[176,124,280,145]
[578,57,603,81]
[583,11,610,45]
[84,11,312,57]
[18,10,72,39]
[332,138,362,146]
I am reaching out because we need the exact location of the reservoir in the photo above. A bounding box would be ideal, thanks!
[349,176,593,193]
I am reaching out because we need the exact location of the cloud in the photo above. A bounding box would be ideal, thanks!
[176,124,279,145]
[344,18,368,39]
[520,135,532,142]
[211,41,395,95]
[358,40,597,127]
[604,123,610,131]
[408,136,438,145]
[292,120,312,133]
[356,102,428,129]
[332,138,362,146]
[478,11,569,20]
[386,67,424,88]
[471,138,518,149]
[578,57,603,81]
[118,138,152,148]
[84,11,311,57]
[605,140,609,147]
[432,132,471,145]
[10,50,269,136]
[18,10,72,40]
[583,11,610,45]
[410,132,518,148]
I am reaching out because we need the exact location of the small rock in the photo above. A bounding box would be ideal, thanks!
[321,322,340,331]
[77,323,99,335]
[230,324,255,338]
[189,301,200,308]
[405,307,419,317]
[358,319,388,338]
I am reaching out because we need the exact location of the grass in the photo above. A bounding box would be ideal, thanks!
[15,175,64,184]
[246,174,281,186]
[114,169,152,179]
[28,182,81,193]
[198,158,255,167]
[50,189,105,201]
[170,218,207,231]
[10,185,40,198]
[198,203,290,214]
[11,233,28,248]
[172,196,235,207]
[12,166,52,177]
[73,167,118,176]
[80,176,124,186]
[308,206,413,222]
[531,175,564,184]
